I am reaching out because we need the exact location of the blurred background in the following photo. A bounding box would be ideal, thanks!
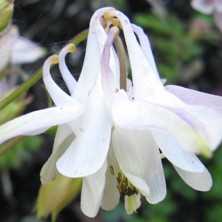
[1,0,222,221]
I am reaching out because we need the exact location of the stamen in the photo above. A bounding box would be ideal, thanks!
[116,171,138,197]
[58,43,77,94]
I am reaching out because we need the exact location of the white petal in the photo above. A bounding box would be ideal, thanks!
[152,131,205,172]
[80,161,107,217]
[131,24,159,76]
[191,0,214,14]
[11,36,46,64]
[112,128,166,204]
[165,85,222,111]
[174,165,212,191]
[72,8,111,102]
[43,55,80,106]
[58,44,77,94]
[101,146,120,210]
[56,84,112,177]
[0,26,18,72]
[171,105,222,152]
[112,91,209,155]
[40,124,75,184]
[0,106,83,144]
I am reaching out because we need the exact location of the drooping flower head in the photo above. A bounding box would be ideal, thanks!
[1,7,222,218]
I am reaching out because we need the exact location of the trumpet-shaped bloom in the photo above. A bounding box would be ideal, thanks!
[0,7,222,218]
[191,0,222,32]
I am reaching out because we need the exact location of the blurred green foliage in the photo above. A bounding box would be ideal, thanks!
[0,136,42,169]
[133,12,204,83]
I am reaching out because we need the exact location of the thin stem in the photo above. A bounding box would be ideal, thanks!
[0,136,25,156]
[114,36,127,91]
[0,69,42,111]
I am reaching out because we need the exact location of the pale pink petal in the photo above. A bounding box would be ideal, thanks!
[191,0,214,14]
[165,85,222,111]
[213,11,222,32]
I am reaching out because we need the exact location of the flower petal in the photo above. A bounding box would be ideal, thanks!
[165,85,222,111]
[0,106,83,144]
[11,36,46,64]
[58,43,77,94]
[72,8,111,102]
[40,124,75,184]
[0,26,18,72]
[112,127,166,204]
[174,165,212,191]
[131,24,158,76]
[43,55,79,106]
[152,131,205,172]
[191,0,214,14]
[56,83,112,177]
[112,91,209,155]
[213,11,222,33]
[80,161,107,217]
[101,146,120,211]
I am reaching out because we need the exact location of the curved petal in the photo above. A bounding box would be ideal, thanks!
[168,105,222,152]
[43,55,79,106]
[0,106,83,144]
[73,7,112,102]
[56,83,112,177]
[40,124,75,184]
[191,0,214,14]
[112,91,210,156]
[58,43,77,94]
[152,131,205,172]
[112,127,166,204]
[165,85,222,111]
[131,24,158,76]
[80,161,107,217]
[174,164,212,191]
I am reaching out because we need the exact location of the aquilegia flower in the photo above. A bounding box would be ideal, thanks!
[0,26,46,72]
[191,0,222,32]
[1,7,222,217]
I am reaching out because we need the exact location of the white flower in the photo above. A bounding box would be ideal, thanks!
[0,7,222,218]
[191,0,222,32]
[0,26,46,72]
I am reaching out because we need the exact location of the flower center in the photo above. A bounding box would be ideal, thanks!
[116,171,138,197]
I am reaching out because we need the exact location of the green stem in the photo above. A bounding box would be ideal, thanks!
[0,29,89,111]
